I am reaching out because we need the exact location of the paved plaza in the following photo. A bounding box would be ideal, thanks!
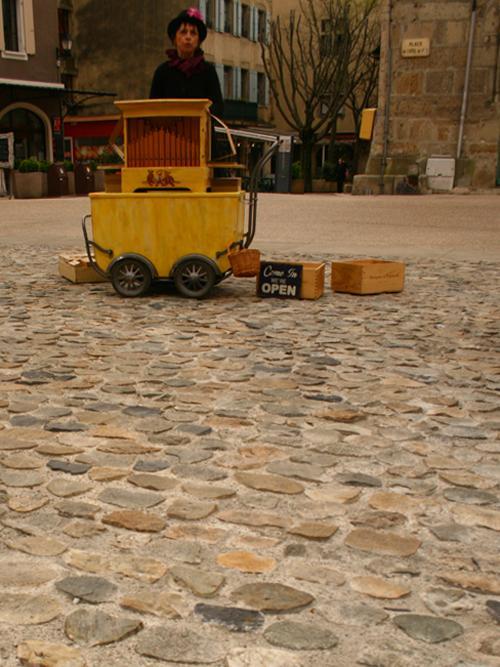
[0,193,499,667]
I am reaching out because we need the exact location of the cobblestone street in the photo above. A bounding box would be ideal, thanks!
[0,194,499,666]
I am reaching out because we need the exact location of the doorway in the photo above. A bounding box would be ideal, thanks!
[0,107,48,161]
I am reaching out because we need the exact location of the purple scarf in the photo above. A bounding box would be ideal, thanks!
[166,48,205,77]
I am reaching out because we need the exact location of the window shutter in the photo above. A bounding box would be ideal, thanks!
[232,67,241,100]
[265,10,270,45]
[249,71,258,103]
[22,0,35,54]
[215,63,224,91]
[233,0,241,37]
[264,76,270,106]
[0,6,5,51]
[199,0,207,22]
[216,0,225,32]
[250,6,258,41]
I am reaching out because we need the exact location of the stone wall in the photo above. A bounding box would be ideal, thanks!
[71,0,185,115]
[357,0,499,192]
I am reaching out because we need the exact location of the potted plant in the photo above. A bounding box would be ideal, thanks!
[291,161,304,194]
[12,158,49,198]
[312,161,337,193]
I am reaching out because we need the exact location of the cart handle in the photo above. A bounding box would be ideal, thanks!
[215,140,280,258]
[244,139,280,248]
[209,113,237,161]
[82,214,112,279]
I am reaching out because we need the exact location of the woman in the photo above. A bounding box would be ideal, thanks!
[150,8,224,118]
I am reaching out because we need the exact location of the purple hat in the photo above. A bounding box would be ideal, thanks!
[168,7,207,43]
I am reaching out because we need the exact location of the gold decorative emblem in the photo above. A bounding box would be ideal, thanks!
[144,169,178,187]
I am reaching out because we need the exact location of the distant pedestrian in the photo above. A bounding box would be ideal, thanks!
[335,158,348,193]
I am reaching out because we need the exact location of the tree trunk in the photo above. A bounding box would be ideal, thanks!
[351,117,362,175]
[327,116,339,164]
[300,129,315,193]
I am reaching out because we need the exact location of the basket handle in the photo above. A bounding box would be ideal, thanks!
[217,241,242,259]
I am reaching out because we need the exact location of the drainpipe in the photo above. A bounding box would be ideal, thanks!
[379,0,393,193]
[456,0,477,160]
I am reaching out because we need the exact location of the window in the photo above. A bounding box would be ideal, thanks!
[58,8,70,51]
[320,18,343,57]
[224,0,232,32]
[1,0,35,55]
[241,69,249,101]
[205,0,214,29]
[257,73,265,105]
[320,19,331,55]
[223,65,233,99]
[241,3,250,38]
[257,72,269,106]
[257,9,266,43]
[2,0,22,52]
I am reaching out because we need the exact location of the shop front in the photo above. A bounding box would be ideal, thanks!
[0,80,66,163]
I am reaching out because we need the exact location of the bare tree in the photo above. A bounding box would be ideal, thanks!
[261,0,379,192]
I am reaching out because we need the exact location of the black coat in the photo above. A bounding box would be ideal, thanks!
[149,60,224,118]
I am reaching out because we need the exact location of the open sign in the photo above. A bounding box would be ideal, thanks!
[257,261,303,299]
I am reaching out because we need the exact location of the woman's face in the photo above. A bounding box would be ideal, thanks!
[174,22,200,59]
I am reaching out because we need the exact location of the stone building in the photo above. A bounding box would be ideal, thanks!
[355,0,499,193]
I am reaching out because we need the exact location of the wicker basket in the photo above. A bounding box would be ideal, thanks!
[228,248,261,277]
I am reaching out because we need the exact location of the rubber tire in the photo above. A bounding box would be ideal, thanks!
[110,258,152,297]
[173,258,216,299]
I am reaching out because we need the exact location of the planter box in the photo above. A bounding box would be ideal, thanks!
[67,172,75,195]
[312,179,336,193]
[331,259,405,295]
[12,171,47,198]
[93,170,105,192]
[291,179,304,194]
[58,254,107,283]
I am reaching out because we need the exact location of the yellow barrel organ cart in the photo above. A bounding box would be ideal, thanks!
[83,98,275,298]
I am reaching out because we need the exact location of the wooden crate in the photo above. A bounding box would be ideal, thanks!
[58,254,107,283]
[301,262,325,299]
[331,259,405,295]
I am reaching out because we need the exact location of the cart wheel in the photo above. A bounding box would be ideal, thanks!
[111,258,152,297]
[174,258,216,299]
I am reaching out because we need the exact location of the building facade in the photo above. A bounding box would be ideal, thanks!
[201,0,271,124]
[63,0,272,162]
[356,0,499,192]
[0,0,65,162]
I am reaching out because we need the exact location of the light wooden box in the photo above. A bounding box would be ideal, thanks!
[300,262,325,299]
[331,259,405,295]
[58,254,107,283]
